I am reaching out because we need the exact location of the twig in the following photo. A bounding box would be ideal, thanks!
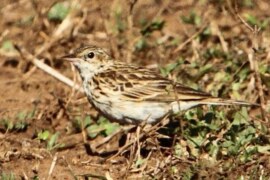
[47,152,58,180]
[107,116,169,160]
[34,59,82,91]
[95,125,134,149]
[173,23,208,53]
[126,0,138,63]
[15,45,83,92]
[0,29,9,42]
[211,21,228,53]
[235,11,268,122]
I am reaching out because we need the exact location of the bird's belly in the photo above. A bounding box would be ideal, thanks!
[108,101,170,124]
[89,98,170,124]
[102,101,200,124]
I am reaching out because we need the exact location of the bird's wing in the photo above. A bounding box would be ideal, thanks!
[97,64,213,102]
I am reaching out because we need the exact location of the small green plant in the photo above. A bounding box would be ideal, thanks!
[72,115,93,133]
[134,156,146,169]
[0,110,35,132]
[159,58,184,77]
[114,7,126,33]
[37,130,50,141]
[1,40,15,52]
[181,12,201,26]
[244,14,269,30]
[47,2,70,21]
[37,130,64,150]
[1,172,15,180]
[242,0,254,7]
[140,20,165,36]
[86,116,120,138]
[0,119,28,132]
[175,105,267,165]
[135,38,148,51]
[71,115,119,139]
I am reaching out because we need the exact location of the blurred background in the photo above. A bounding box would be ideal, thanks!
[0,0,270,179]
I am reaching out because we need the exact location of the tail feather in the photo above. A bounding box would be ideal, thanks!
[200,98,259,106]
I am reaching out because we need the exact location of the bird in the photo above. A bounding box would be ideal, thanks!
[62,46,257,124]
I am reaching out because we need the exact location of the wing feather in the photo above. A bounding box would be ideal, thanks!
[98,63,214,102]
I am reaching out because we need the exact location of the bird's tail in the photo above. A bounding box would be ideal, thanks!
[199,98,259,107]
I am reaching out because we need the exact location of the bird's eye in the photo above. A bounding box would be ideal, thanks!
[87,52,95,59]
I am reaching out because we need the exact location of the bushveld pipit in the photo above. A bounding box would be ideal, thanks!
[63,46,257,124]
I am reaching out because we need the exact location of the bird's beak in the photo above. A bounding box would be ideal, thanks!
[61,54,80,62]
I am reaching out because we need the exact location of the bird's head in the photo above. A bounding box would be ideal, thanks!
[62,46,112,79]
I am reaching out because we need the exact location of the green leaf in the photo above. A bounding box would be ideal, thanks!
[103,123,120,136]
[208,142,220,160]
[232,108,249,125]
[242,0,254,7]
[114,7,125,32]
[245,14,258,26]
[134,157,146,168]
[47,132,59,150]
[86,124,100,138]
[17,111,27,120]
[257,145,270,154]
[1,172,15,180]
[181,12,201,26]
[83,116,93,128]
[48,2,70,21]
[1,40,15,52]
[187,135,205,147]
[160,62,180,77]
[37,130,50,141]
[184,109,196,120]
[174,143,182,157]
[141,20,165,36]
[86,117,120,138]
[27,108,36,119]
[135,38,147,51]
[244,14,269,30]
[14,121,28,130]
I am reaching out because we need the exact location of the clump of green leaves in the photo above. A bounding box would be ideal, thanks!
[181,12,201,26]
[242,0,254,7]
[72,115,120,139]
[47,2,70,21]
[37,130,64,151]
[86,116,120,138]
[114,6,126,33]
[134,19,165,51]
[1,172,15,180]
[1,40,15,52]
[0,110,35,132]
[174,106,268,165]
[72,115,93,133]
[244,14,269,30]
[140,20,165,36]
[202,47,228,60]
[159,58,184,77]
[135,38,147,51]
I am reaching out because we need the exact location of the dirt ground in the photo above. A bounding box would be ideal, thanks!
[0,0,270,179]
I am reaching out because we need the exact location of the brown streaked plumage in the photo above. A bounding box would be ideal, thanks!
[63,46,257,124]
